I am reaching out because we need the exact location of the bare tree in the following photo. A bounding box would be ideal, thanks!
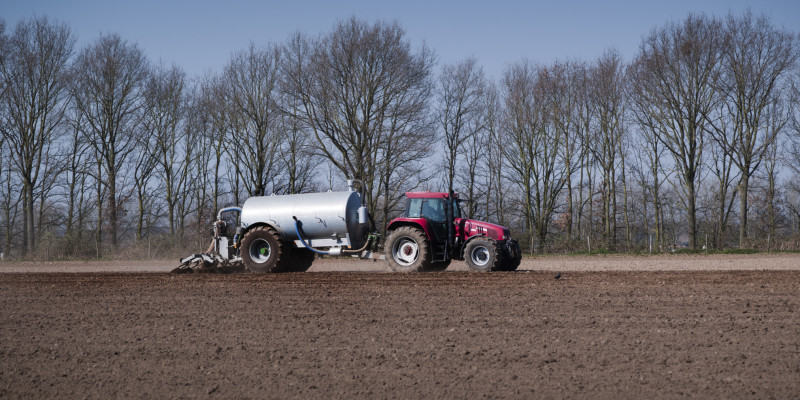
[131,125,158,241]
[629,14,722,250]
[0,18,7,97]
[544,61,581,240]
[183,83,213,240]
[277,96,319,195]
[482,82,507,226]
[0,16,74,255]
[374,91,435,230]
[438,57,486,196]
[706,129,739,248]
[586,50,627,249]
[459,117,488,219]
[574,65,595,242]
[708,12,798,247]
[763,93,793,239]
[1,144,23,257]
[195,74,232,214]
[62,108,92,254]
[628,62,672,251]
[787,75,800,233]
[72,33,149,250]
[282,18,435,216]
[145,63,186,235]
[223,42,283,197]
[503,61,567,252]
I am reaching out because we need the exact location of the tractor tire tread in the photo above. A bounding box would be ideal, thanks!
[464,237,501,272]
[384,226,432,272]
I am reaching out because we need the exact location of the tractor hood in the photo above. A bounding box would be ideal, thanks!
[457,218,511,241]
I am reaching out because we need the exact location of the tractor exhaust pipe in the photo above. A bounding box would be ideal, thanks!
[445,190,455,260]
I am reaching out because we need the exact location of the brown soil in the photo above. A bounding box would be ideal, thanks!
[1,265,799,398]
[2,252,798,273]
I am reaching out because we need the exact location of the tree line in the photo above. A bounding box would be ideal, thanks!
[1,12,799,260]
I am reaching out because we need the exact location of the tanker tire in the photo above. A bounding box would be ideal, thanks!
[464,237,500,272]
[286,247,315,272]
[385,227,432,272]
[498,240,522,271]
[241,226,284,273]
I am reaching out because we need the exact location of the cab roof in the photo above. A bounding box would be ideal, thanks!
[405,192,460,199]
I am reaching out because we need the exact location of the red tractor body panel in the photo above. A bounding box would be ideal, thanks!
[456,218,510,242]
[405,191,456,199]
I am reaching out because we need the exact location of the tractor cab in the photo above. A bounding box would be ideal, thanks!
[404,193,461,243]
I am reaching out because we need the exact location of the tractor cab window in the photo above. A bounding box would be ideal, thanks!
[406,197,459,222]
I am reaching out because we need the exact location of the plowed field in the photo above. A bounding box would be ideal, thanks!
[1,255,799,398]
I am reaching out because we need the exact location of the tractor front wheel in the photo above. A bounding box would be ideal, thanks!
[385,227,432,272]
[464,237,500,272]
[497,240,522,271]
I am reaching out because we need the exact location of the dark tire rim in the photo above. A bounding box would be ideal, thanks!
[470,245,490,267]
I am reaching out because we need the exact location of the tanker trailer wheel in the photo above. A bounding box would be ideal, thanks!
[285,247,315,272]
[241,226,284,273]
[385,227,432,272]
[464,237,500,272]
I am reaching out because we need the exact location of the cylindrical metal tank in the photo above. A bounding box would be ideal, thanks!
[240,190,366,248]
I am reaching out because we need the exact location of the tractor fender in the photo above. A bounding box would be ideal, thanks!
[385,218,436,244]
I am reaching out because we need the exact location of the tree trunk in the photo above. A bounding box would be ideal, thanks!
[108,171,118,250]
[577,161,584,239]
[687,180,697,250]
[24,182,35,256]
[136,186,145,241]
[95,171,103,258]
[738,173,749,248]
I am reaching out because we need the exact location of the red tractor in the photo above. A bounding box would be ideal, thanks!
[384,192,522,272]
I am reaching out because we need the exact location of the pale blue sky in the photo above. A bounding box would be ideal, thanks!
[4,0,800,80]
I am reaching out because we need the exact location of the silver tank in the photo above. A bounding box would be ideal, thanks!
[240,190,366,249]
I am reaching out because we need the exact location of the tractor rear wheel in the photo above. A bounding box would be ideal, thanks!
[241,226,284,273]
[464,237,500,272]
[385,226,432,272]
